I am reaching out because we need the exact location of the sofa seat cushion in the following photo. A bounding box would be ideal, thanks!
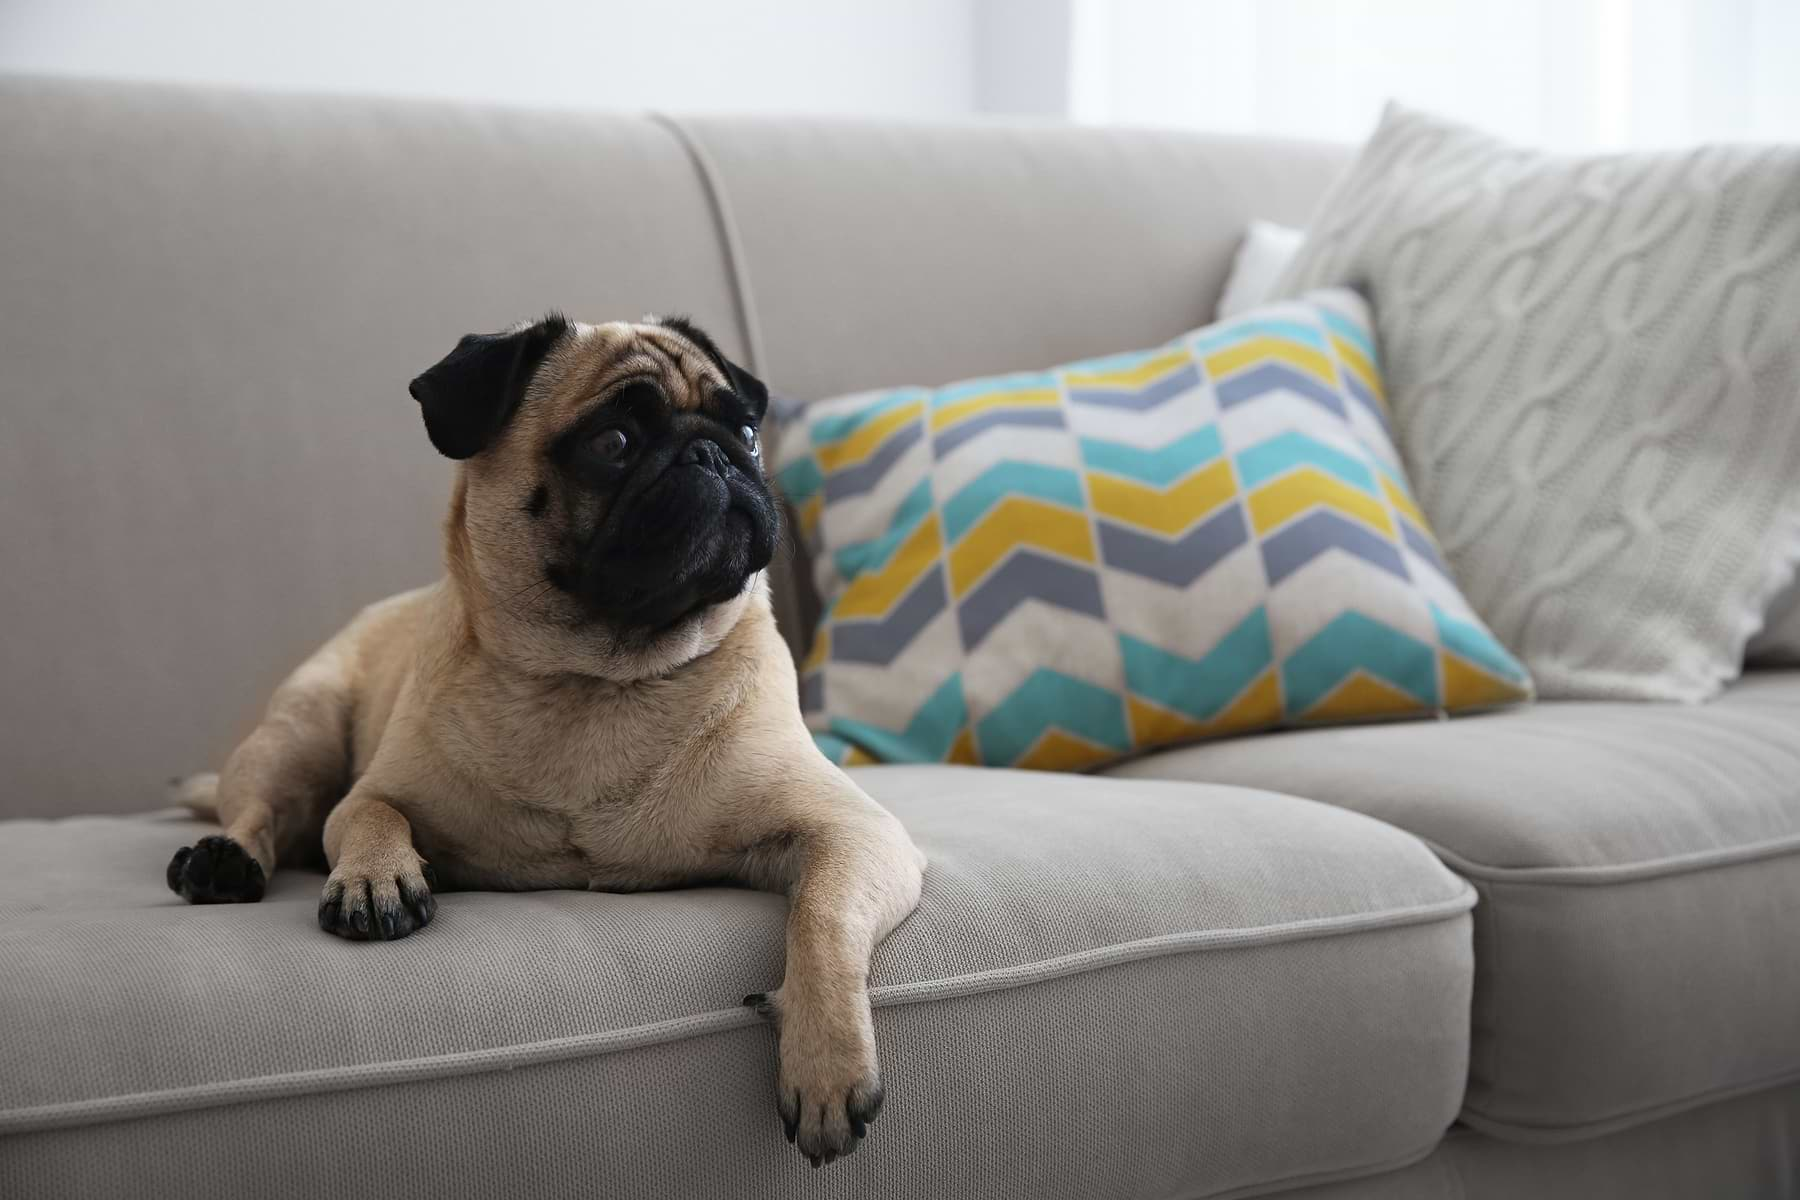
[1110,671,1800,1140]
[0,770,1471,1200]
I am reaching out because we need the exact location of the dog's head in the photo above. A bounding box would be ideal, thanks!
[409,314,781,677]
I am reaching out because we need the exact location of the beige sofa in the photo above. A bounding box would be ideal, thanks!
[2,76,1796,1199]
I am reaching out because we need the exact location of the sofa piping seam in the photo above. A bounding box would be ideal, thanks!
[0,886,1474,1135]
[1416,827,1800,886]
[1457,1060,1800,1145]
[646,112,768,376]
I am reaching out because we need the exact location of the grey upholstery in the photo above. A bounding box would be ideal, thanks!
[1111,672,1800,1138]
[0,770,1474,1200]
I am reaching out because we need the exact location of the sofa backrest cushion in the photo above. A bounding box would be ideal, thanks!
[0,75,1347,816]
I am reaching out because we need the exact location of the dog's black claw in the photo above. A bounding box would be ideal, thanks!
[316,883,344,935]
[398,876,437,926]
[319,873,435,942]
[778,1087,800,1143]
[167,836,265,904]
[850,1080,885,1126]
[809,1156,821,1169]
[743,992,765,1008]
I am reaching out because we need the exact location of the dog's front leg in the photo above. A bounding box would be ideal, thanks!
[317,785,437,941]
[742,783,925,1167]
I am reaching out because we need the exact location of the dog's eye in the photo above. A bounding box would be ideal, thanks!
[589,428,630,461]
[739,424,759,453]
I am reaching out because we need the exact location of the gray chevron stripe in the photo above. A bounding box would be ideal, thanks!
[824,420,925,501]
[1344,373,1392,432]
[1067,362,1202,411]
[932,407,1065,458]
[1261,509,1409,586]
[1398,518,1451,580]
[956,551,1105,650]
[830,564,948,664]
[1096,503,1249,587]
[1216,362,1346,417]
[799,671,823,713]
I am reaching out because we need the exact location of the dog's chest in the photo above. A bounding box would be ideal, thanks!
[417,686,716,889]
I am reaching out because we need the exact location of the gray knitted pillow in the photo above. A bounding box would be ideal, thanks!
[1277,105,1800,701]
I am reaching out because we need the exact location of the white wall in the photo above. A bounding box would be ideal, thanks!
[0,0,977,118]
[1066,0,1800,151]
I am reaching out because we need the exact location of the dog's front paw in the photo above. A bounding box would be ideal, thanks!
[166,836,266,904]
[317,861,436,941]
[745,989,885,1167]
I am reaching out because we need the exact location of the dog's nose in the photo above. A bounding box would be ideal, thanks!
[679,438,730,475]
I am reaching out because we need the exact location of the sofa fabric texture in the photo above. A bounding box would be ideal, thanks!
[0,771,1474,1200]
[1112,670,1800,1136]
[776,289,1527,771]
[1275,104,1800,703]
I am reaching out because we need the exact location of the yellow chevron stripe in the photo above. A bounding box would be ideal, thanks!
[844,745,878,767]
[834,515,942,619]
[1126,670,1282,748]
[816,401,925,472]
[1087,459,1236,536]
[796,493,823,539]
[1330,335,1384,404]
[948,497,1095,595]
[1300,672,1425,723]
[1015,728,1114,773]
[1203,337,1335,386]
[801,627,829,673]
[1442,651,1530,710]
[929,387,1059,432]
[1062,349,1192,390]
[1249,467,1394,537]
[947,728,980,765]
[1380,475,1428,532]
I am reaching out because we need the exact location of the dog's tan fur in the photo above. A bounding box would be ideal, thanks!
[184,321,925,1164]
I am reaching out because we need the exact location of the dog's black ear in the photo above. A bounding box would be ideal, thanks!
[724,359,769,423]
[408,314,569,460]
[654,314,768,423]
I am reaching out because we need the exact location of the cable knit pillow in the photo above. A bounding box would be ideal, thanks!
[1276,105,1800,701]
[774,289,1531,770]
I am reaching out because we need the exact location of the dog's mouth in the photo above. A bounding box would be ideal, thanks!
[551,467,777,632]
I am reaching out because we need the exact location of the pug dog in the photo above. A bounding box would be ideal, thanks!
[163,314,926,1167]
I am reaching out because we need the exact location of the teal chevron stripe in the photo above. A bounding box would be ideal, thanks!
[776,454,825,505]
[811,388,927,446]
[812,731,856,767]
[1321,308,1376,361]
[833,478,936,579]
[1121,608,1272,721]
[1235,430,1376,492]
[1431,604,1528,683]
[932,371,1059,408]
[976,669,1130,765]
[1191,316,1328,354]
[941,461,1085,542]
[1079,425,1224,486]
[1282,612,1439,714]
[826,674,968,763]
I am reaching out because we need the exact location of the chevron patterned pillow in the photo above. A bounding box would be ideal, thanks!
[773,289,1532,770]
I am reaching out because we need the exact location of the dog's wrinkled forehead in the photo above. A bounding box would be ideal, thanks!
[537,317,737,426]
